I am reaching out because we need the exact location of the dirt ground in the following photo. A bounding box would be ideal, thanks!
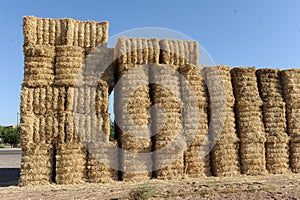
[1,173,300,199]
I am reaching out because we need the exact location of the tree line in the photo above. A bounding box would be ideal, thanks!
[0,126,20,148]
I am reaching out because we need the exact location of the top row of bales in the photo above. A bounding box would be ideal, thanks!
[23,16,108,49]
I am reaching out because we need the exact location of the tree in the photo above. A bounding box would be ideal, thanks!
[0,126,20,147]
[110,121,115,140]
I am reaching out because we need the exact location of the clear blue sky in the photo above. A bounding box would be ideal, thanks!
[0,0,300,125]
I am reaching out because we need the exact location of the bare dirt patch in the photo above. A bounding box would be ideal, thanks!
[1,173,300,199]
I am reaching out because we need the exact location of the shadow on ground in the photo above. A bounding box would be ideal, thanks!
[0,168,20,186]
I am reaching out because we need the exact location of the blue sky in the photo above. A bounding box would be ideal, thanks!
[0,0,300,125]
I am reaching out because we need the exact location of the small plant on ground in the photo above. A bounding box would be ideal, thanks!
[128,184,155,200]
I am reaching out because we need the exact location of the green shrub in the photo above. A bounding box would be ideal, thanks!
[128,184,155,200]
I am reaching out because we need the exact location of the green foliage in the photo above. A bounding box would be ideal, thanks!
[0,126,20,147]
[110,120,115,140]
[128,184,155,200]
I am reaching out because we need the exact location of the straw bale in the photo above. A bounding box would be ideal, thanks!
[159,39,199,65]
[48,18,56,45]
[78,21,85,47]
[45,115,53,143]
[55,142,86,184]
[290,142,300,173]
[64,87,74,112]
[36,18,44,45]
[211,142,240,176]
[78,113,86,142]
[155,156,184,180]
[54,19,62,45]
[115,37,160,64]
[65,112,74,142]
[39,116,46,143]
[56,113,66,143]
[55,45,84,57]
[32,88,40,115]
[84,22,91,47]
[24,45,55,58]
[94,21,108,47]
[20,87,29,114]
[19,143,54,186]
[42,18,50,45]
[57,87,66,112]
[239,142,267,175]
[77,87,85,113]
[20,114,34,150]
[23,16,37,46]
[265,141,289,174]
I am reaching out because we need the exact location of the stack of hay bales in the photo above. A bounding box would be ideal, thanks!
[20,44,56,185]
[281,69,300,173]
[231,67,267,175]
[84,48,118,183]
[114,37,159,181]
[257,68,289,174]
[21,16,113,185]
[150,64,185,180]
[151,39,199,179]
[205,65,240,177]
[179,64,211,177]
[23,16,108,50]
[54,45,87,184]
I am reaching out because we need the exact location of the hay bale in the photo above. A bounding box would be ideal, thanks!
[231,67,263,106]
[36,18,44,45]
[179,64,208,107]
[42,18,50,45]
[95,21,109,47]
[87,142,119,182]
[114,37,160,65]
[23,45,55,87]
[266,138,289,174]
[290,142,300,173]
[19,143,54,186]
[85,48,115,92]
[239,142,267,175]
[55,142,87,184]
[23,16,37,46]
[184,145,211,177]
[20,114,34,150]
[54,46,84,87]
[159,39,199,66]
[205,65,235,107]
[211,142,240,176]
[49,18,56,45]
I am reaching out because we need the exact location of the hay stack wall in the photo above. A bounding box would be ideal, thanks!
[231,67,267,175]
[21,16,300,186]
[20,16,114,185]
[205,65,240,177]
[257,69,289,174]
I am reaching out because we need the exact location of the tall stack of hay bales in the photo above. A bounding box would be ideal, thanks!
[257,69,289,174]
[231,67,267,175]
[20,44,56,185]
[85,47,118,183]
[281,69,300,173]
[205,65,240,177]
[53,45,87,184]
[179,63,210,177]
[21,16,113,185]
[114,37,159,181]
[151,39,198,179]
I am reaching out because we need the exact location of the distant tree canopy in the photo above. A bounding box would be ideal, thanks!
[110,121,115,140]
[0,126,20,147]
